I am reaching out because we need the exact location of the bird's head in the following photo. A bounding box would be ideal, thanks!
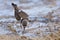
[11,3,19,10]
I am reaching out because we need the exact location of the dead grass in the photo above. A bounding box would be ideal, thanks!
[0,31,60,40]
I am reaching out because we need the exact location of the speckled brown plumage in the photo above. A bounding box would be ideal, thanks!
[12,3,21,21]
[12,3,28,33]
[21,19,27,31]
[12,3,28,21]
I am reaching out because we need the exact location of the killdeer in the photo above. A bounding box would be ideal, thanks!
[12,3,28,20]
[12,3,28,33]
[21,19,28,33]
[12,3,21,21]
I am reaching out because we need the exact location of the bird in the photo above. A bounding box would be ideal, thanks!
[21,19,28,33]
[12,3,21,21]
[12,3,28,21]
[11,3,28,33]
